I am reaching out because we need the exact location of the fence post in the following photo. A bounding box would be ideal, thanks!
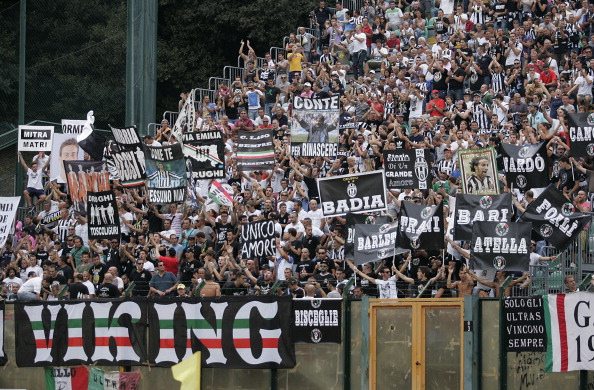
[499,277,513,390]
[360,295,369,390]
[343,279,354,390]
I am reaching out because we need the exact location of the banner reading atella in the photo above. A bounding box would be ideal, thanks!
[317,170,387,217]
[236,130,275,171]
[145,144,186,204]
[18,125,53,152]
[501,142,550,191]
[14,298,296,369]
[293,299,341,343]
[182,130,225,180]
[471,221,532,272]
[86,191,121,240]
[64,161,110,214]
[383,149,432,189]
[568,112,594,158]
[0,197,20,248]
[291,96,339,143]
[109,126,146,187]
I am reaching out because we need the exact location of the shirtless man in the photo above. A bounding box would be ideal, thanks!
[446,263,475,296]
[199,270,221,297]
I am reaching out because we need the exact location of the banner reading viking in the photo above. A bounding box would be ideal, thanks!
[383,149,432,189]
[64,161,110,214]
[397,202,444,250]
[453,193,512,241]
[501,142,550,190]
[15,297,296,368]
[291,96,339,143]
[471,221,531,272]
[87,191,121,240]
[293,299,342,343]
[344,213,392,259]
[144,144,186,204]
[240,220,276,259]
[182,130,225,180]
[458,147,499,195]
[520,184,591,251]
[568,112,594,158]
[0,197,20,248]
[318,171,387,217]
[18,125,53,152]
[109,125,146,187]
[236,130,275,171]
[355,222,406,265]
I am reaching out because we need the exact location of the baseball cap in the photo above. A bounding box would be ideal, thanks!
[177,283,186,289]
[432,89,439,93]
[304,82,312,87]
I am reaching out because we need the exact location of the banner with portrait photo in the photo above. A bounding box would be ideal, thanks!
[49,134,85,184]
[458,148,499,195]
[471,221,532,272]
[144,144,186,204]
[453,193,512,241]
[317,171,387,217]
[567,112,594,158]
[383,149,432,189]
[236,130,275,172]
[501,142,550,191]
[291,96,339,143]
[64,161,110,214]
[18,125,53,152]
[182,130,225,180]
[397,202,444,250]
[86,191,121,240]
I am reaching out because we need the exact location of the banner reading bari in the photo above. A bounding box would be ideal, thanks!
[236,130,275,172]
[383,149,432,189]
[317,170,387,217]
[144,143,186,204]
[86,191,121,240]
[567,112,594,158]
[293,298,342,343]
[291,96,339,143]
[64,161,110,214]
[453,193,512,241]
[240,220,276,259]
[18,125,53,152]
[182,130,225,180]
[458,147,499,195]
[501,142,550,191]
[471,221,531,272]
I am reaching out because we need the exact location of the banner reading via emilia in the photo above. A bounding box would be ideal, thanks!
[87,191,121,240]
[144,144,186,204]
[18,125,53,152]
[0,197,20,248]
[291,96,339,156]
[458,147,499,195]
[317,170,387,217]
[182,130,225,180]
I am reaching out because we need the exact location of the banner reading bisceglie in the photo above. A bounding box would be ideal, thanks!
[144,143,186,204]
[18,125,53,152]
[0,197,20,248]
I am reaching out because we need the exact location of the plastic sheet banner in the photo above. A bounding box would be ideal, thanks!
[14,297,296,369]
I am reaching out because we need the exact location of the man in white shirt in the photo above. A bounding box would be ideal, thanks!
[17,272,42,300]
[305,199,326,231]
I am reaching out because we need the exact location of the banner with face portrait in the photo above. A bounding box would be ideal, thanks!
[383,149,432,189]
[397,202,444,250]
[458,148,499,195]
[63,161,111,214]
[291,96,339,143]
[568,112,594,158]
[49,133,85,184]
[501,142,550,191]
[144,144,186,204]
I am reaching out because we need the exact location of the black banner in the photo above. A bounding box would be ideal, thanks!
[397,202,444,250]
[111,125,142,146]
[383,149,432,190]
[0,301,5,366]
[239,220,276,259]
[568,112,594,158]
[344,213,391,259]
[453,193,512,241]
[236,130,275,171]
[40,210,62,229]
[182,130,225,180]
[87,191,121,240]
[15,297,296,368]
[503,297,546,352]
[317,171,387,217]
[290,142,338,157]
[64,161,110,214]
[292,299,341,344]
[501,142,550,191]
[354,222,403,265]
[109,126,146,187]
[520,184,591,251]
[471,221,532,272]
[144,144,186,204]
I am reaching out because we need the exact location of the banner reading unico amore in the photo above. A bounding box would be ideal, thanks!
[14,297,295,369]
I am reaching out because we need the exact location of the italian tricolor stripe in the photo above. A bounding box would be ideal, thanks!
[45,366,89,390]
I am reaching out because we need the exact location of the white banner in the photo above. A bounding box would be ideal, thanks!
[0,197,20,248]
[61,119,87,134]
[49,133,85,184]
[18,126,54,152]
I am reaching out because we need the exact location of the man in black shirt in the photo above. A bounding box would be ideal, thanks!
[129,259,152,297]
[89,253,108,288]
[96,273,120,298]
[68,274,90,299]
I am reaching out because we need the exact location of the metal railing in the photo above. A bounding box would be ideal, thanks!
[270,46,287,61]
[208,77,230,91]
[191,88,216,104]
[223,66,244,83]
[162,111,178,125]
[147,123,160,137]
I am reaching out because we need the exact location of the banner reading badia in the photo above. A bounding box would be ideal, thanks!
[182,130,225,180]
[293,299,342,343]
[501,142,550,191]
[64,161,110,214]
[18,125,53,152]
[107,126,146,187]
[240,220,276,259]
[458,147,499,195]
[291,96,339,143]
[354,222,405,265]
[0,197,20,248]
[471,221,531,272]
[383,149,432,190]
[453,193,512,241]
[236,130,275,172]
[86,191,121,240]
[397,202,444,250]
[144,143,186,204]
[520,184,591,251]
[568,112,594,158]
[318,170,387,217]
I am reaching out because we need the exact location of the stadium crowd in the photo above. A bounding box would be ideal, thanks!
[2,0,594,301]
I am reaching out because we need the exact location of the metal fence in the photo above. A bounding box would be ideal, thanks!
[191,88,216,104]
[208,77,230,91]
[270,46,287,61]
[162,110,178,125]
[223,66,244,83]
